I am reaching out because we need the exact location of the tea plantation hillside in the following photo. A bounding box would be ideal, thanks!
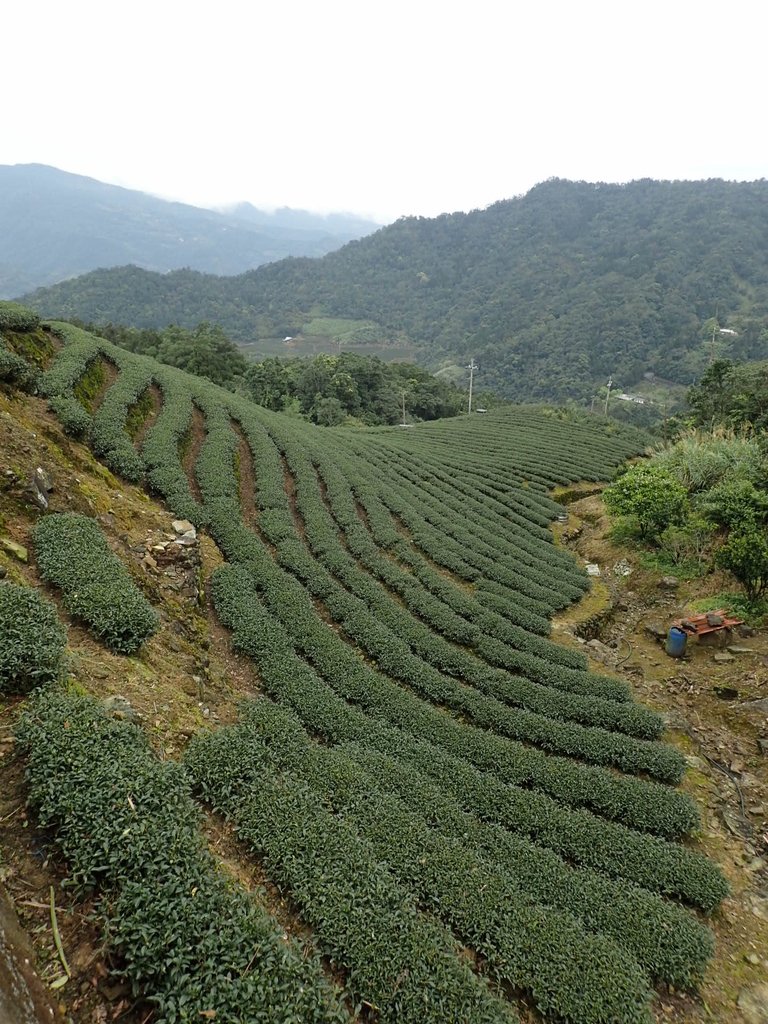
[0,310,731,1024]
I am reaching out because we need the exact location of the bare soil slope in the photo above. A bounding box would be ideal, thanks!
[553,491,768,1023]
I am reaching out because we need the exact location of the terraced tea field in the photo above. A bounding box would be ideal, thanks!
[11,322,729,1023]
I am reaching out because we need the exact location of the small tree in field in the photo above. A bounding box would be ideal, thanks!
[604,464,688,541]
[715,527,768,602]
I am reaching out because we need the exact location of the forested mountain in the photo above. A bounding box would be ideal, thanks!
[0,164,380,297]
[21,178,768,403]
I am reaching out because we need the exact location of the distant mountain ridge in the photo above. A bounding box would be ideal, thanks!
[20,177,768,403]
[0,164,381,297]
[223,201,380,238]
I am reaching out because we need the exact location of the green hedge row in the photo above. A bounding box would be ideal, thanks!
[39,322,102,398]
[375,477,582,612]
[0,582,66,693]
[210,565,727,912]
[366,440,573,556]
[38,324,148,480]
[282,439,660,738]
[327,456,627,701]
[201,697,716,991]
[33,332,724,1018]
[224,429,675,784]
[311,460,640,708]
[337,483,564,656]
[338,738,714,989]
[391,409,643,487]
[348,454,569,624]
[248,433,677,779]
[185,721,516,1024]
[48,395,93,437]
[140,373,208,527]
[408,442,567,523]
[40,325,198,518]
[187,710,657,1024]
[243,419,569,667]
[33,513,158,654]
[90,356,155,481]
[192,414,689,820]
[39,323,102,436]
[295,436,581,664]
[206,500,694,833]
[357,439,586,587]
[16,689,348,1024]
[230,411,655,733]
[346,465,558,628]
[356,433,563,536]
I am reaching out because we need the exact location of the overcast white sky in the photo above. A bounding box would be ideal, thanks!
[3,0,766,223]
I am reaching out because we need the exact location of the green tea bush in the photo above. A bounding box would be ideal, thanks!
[35,328,729,1012]
[89,358,153,481]
[210,547,693,835]
[16,689,348,1024]
[141,377,208,526]
[340,739,715,989]
[39,324,101,436]
[187,712,659,1024]
[0,342,38,392]
[186,726,519,1024]
[39,322,102,397]
[47,396,93,437]
[33,513,158,653]
[0,583,66,693]
[210,566,727,912]
[236,418,658,746]
[241,698,713,986]
[0,301,41,331]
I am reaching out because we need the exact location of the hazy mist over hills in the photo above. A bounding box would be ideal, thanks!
[222,201,383,238]
[0,164,381,298]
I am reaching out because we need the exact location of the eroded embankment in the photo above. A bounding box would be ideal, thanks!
[551,486,768,1024]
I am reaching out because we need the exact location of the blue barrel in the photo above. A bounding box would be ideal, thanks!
[666,627,688,658]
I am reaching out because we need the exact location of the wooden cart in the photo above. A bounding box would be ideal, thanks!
[672,609,744,639]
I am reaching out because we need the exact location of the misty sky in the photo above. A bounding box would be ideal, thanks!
[4,0,766,223]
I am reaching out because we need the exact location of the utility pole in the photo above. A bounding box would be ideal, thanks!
[467,359,478,414]
[711,305,719,363]
[401,389,407,426]
[603,375,613,416]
